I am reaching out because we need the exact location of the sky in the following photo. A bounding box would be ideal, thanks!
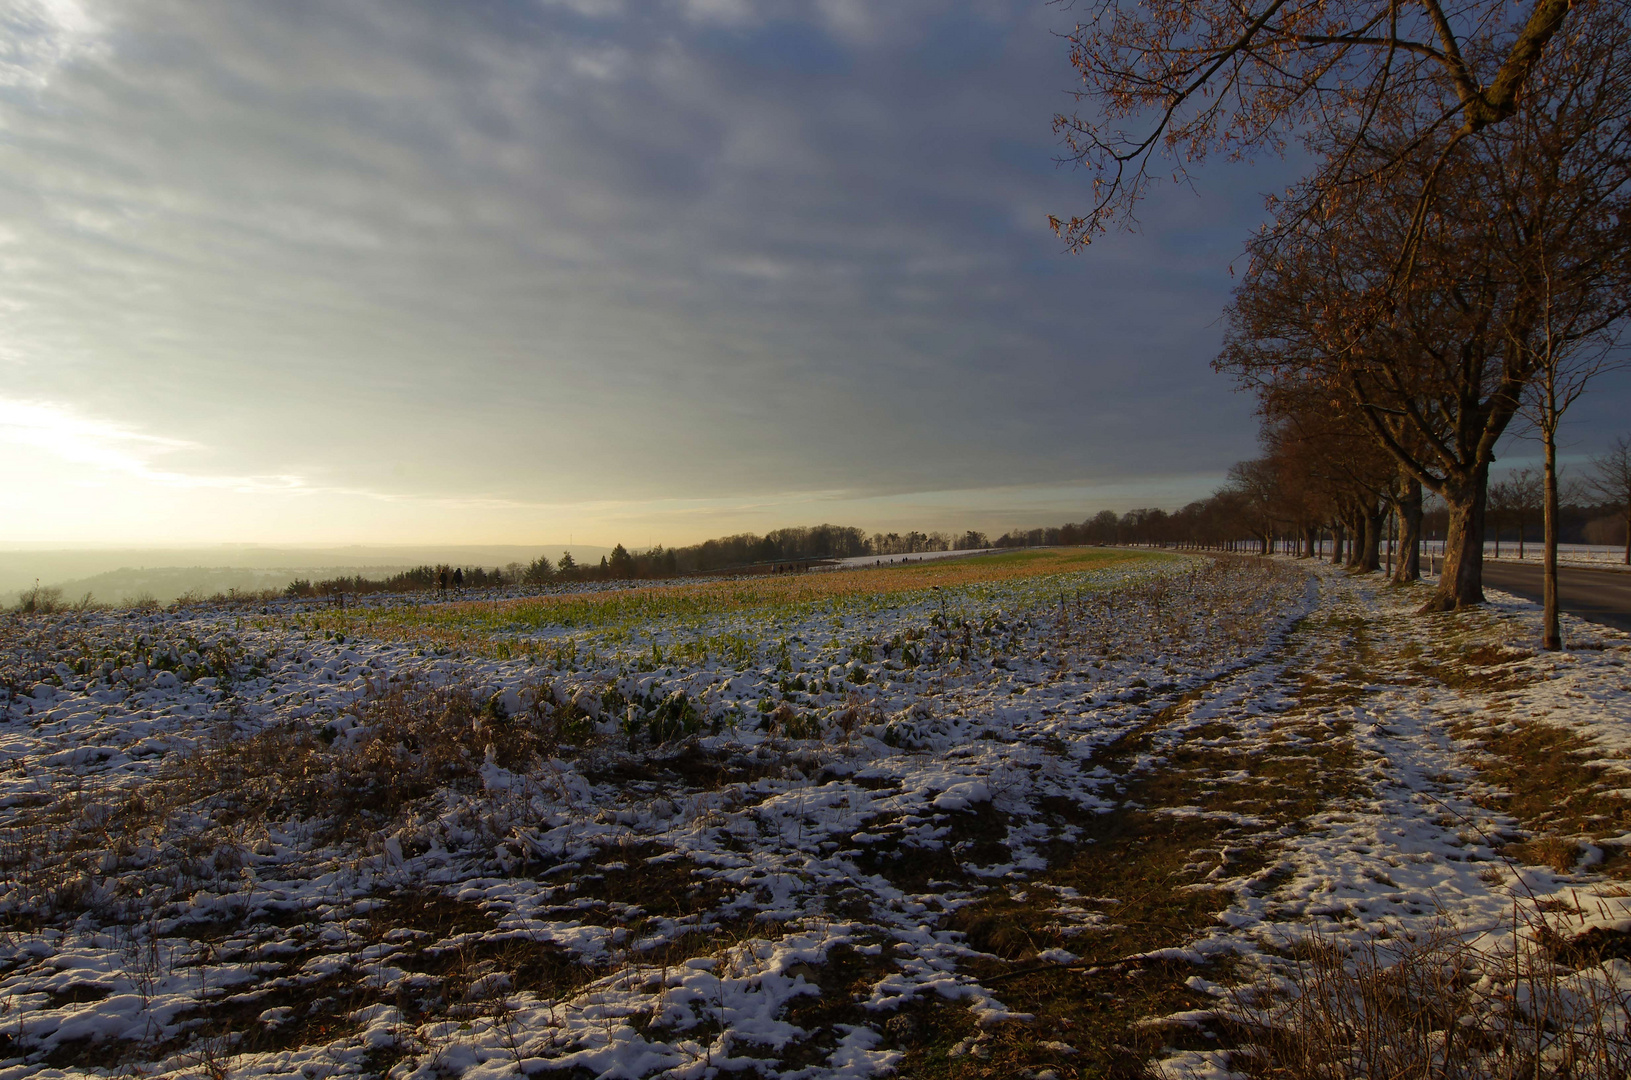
[2,0,1625,550]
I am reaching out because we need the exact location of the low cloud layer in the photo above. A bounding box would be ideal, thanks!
[0,0,1376,543]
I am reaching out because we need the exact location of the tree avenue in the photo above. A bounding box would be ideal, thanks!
[1221,12,1629,611]
[1059,0,1631,614]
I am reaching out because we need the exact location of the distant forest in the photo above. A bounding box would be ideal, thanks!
[278,493,1628,601]
[284,524,994,597]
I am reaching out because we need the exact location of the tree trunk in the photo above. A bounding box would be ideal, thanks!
[1358,504,1384,572]
[1386,509,1395,576]
[1394,477,1423,583]
[1345,513,1365,570]
[1543,425,1561,651]
[1303,524,1317,559]
[1421,469,1489,611]
[1330,524,1346,566]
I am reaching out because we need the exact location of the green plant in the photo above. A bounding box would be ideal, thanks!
[647,691,700,744]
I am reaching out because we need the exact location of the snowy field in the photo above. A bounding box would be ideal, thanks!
[1482,542,1629,569]
[827,550,994,569]
[1299,541,1629,571]
[2,549,1630,1078]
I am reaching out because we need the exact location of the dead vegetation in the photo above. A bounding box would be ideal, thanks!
[1222,916,1631,1079]
[1194,602,1631,1079]
[13,556,1629,1077]
[1451,718,1631,880]
[880,615,1368,1077]
[1,676,586,929]
[1409,614,1542,694]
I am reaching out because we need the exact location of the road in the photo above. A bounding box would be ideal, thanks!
[1426,555,1631,633]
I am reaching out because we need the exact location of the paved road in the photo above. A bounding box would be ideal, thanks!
[1426,556,1631,632]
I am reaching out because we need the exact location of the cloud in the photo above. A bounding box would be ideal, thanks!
[0,0,1301,544]
[540,0,626,18]
[0,0,104,89]
[680,0,757,26]
[0,397,321,494]
[0,398,191,475]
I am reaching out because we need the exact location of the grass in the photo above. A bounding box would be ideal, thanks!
[1455,718,1631,879]
[1396,606,1631,880]
[1195,588,1631,1079]
[1409,608,1540,694]
[0,677,580,930]
[298,548,1165,659]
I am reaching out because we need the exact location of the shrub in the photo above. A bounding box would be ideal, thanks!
[14,584,64,614]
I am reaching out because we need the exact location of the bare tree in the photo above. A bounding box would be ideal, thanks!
[1512,470,1543,563]
[1216,13,1631,611]
[1489,468,1543,562]
[1258,387,1401,574]
[1516,260,1628,647]
[1587,435,1631,566]
[1052,0,1594,259]
[1486,473,1512,558]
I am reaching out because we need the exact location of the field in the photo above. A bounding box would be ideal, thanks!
[1481,542,1630,570]
[2,549,1630,1078]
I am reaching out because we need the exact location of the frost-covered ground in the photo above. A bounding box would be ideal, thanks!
[1483,542,1630,570]
[1306,542,1629,571]
[1,550,1629,1079]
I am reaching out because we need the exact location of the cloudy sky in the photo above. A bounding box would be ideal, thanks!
[3,1,1620,547]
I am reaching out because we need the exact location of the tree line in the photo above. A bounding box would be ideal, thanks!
[516,525,995,584]
[1003,457,1628,560]
[281,524,1000,596]
[1055,0,1630,649]
[285,564,512,598]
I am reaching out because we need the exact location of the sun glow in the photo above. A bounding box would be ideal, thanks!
[0,398,307,492]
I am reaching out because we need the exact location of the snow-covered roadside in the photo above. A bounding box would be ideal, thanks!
[1485,557,1631,573]
[1482,542,1629,571]
[1143,569,1631,1079]
[3,554,1629,1078]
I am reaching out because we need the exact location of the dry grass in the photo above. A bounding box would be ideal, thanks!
[880,659,1356,1076]
[1409,613,1540,694]
[871,586,1392,1077]
[1223,916,1631,1079]
[0,552,1329,1074]
[1452,719,1631,879]
[0,677,583,928]
[1504,835,1585,875]
[156,677,569,840]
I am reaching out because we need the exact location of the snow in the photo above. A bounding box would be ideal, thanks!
[1,551,1628,1077]
[1482,542,1629,570]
